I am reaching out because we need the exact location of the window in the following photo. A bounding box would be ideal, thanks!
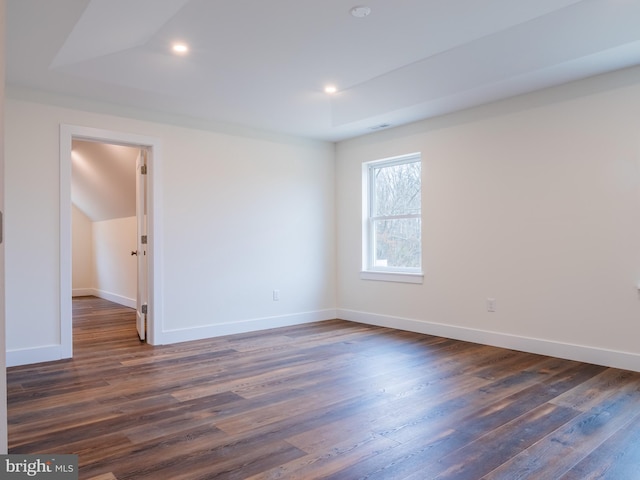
[362,153,423,283]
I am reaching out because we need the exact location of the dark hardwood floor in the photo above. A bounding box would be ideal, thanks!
[7,296,640,479]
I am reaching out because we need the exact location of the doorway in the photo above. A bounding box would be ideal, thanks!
[71,140,139,307]
[60,125,164,356]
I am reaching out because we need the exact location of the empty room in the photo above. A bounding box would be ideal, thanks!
[2,1,640,479]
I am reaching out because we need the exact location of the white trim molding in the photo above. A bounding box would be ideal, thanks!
[6,345,66,368]
[159,309,337,345]
[92,289,136,309]
[337,308,640,373]
[360,271,424,284]
[72,289,134,308]
[60,124,164,354]
[72,288,94,297]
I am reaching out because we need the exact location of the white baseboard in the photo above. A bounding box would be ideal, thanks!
[71,288,135,308]
[6,344,70,367]
[8,309,336,365]
[337,308,640,373]
[92,289,136,309]
[17,307,637,372]
[72,288,94,297]
[156,309,337,345]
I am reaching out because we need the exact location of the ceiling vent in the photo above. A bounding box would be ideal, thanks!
[369,123,391,131]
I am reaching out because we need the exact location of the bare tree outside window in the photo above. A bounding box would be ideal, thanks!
[367,156,421,271]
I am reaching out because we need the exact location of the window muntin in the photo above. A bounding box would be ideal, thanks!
[364,154,422,275]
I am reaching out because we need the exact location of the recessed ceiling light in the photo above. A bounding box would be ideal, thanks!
[172,43,189,54]
[350,6,371,18]
[324,85,338,94]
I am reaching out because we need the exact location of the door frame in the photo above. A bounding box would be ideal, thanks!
[60,124,164,355]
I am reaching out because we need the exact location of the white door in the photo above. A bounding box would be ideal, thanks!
[136,150,148,341]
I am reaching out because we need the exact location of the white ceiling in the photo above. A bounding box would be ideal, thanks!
[6,0,640,141]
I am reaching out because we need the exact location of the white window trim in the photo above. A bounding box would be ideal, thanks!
[361,153,423,284]
[360,270,424,284]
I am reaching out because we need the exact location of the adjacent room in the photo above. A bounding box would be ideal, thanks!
[2,0,640,478]
[71,140,140,309]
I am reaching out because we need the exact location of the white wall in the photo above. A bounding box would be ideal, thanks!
[92,216,137,307]
[9,64,640,372]
[71,204,94,295]
[72,206,137,307]
[5,95,336,364]
[336,66,640,371]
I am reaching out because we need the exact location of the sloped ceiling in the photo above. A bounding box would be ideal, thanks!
[71,140,139,222]
[6,0,640,141]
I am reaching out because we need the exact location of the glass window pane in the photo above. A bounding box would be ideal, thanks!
[373,161,421,217]
[373,218,421,269]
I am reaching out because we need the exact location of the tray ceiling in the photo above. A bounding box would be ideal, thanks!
[7,0,640,141]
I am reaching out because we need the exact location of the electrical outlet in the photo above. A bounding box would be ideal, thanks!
[273,290,280,301]
[486,298,496,312]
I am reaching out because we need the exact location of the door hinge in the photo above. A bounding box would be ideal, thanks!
[141,164,147,175]
[141,235,148,244]
[141,304,148,314]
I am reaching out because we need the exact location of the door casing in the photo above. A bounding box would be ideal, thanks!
[60,125,164,355]
[135,149,148,341]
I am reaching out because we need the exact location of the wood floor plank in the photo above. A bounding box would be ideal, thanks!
[550,367,640,411]
[558,411,640,480]
[407,403,580,480]
[246,433,400,480]
[86,474,118,480]
[482,383,640,480]
[8,296,640,479]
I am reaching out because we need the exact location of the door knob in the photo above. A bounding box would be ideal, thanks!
[131,250,138,256]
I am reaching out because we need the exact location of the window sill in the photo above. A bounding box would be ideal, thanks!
[360,271,424,284]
